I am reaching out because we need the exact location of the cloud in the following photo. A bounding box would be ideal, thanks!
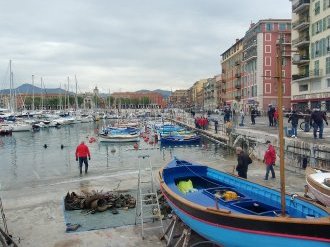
[0,0,291,93]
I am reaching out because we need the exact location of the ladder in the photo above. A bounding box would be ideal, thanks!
[135,154,164,239]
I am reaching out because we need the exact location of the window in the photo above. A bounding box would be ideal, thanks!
[283,83,286,94]
[279,23,286,31]
[265,70,271,79]
[265,83,271,94]
[311,81,321,91]
[315,41,320,57]
[315,1,321,15]
[327,78,330,87]
[326,36,330,52]
[326,57,330,75]
[299,84,308,91]
[265,45,271,53]
[265,56,271,66]
[314,60,320,76]
[282,70,286,78]
[266,23,273,31]
[265,33,271,41]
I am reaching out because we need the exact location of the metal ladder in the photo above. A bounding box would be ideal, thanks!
[135,154,164,239]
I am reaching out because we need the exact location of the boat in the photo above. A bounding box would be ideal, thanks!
[306,167,330,206]
[159,158,330,247]
[99,133,140,143]
[160,134,201,146]
[0,124,13,135]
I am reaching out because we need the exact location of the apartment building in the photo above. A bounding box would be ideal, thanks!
[188,79,205,111]
[221,38,244,111]
[242,19,292,112]
[204,76,219,112]
[291,0,330,110]
[169,89,189,109]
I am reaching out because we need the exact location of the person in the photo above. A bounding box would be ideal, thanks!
[239,109,245,126]
[263,140,276,180]
[250,107,256,125]
[310,106,328,139]
[288,109,299,138]
[75,141,91,174]
[224,106,231,123]
[214,120,218,134]
[235,147,252,179]
[267,104,275,127]
[273,108,279,127]
[303,106,311,132]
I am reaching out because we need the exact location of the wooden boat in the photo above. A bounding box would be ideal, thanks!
[306,167,330,206]
[160,134,201,146]
[99,133,140,143]
[159,158,330,247]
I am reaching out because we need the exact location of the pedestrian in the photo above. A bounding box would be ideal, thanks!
[288,109,299,138]
[267,104,275,126]
[310,105,328,139]
[235,147,252,179]
[224,106,231,123]
[239,109,245,126]
[263,140,276,180]
[75,141,91,175]
[274,108,279,127]
[250,107,256,125]
[214,120,218,134]
[303,106,311,132]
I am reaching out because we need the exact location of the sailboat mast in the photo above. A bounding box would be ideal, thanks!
[32,75,35,111]
[9,60,12,112]
[67,76,70,110]
[75,75,78,111]
[276,37,286,216]
[40,77,44,110]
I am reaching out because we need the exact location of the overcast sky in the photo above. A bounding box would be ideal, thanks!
[0,0,291,93]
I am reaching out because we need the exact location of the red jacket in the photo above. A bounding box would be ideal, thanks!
[75,143,91,159]
[264,145,276,166]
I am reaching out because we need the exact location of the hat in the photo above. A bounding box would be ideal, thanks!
[265,140,271,144]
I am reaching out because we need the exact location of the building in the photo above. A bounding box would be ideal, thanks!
[169,90,189,109]
[203,76,218,112]
[111,91,165,108]
[188,79,206,111]
[242,19,292,112]
[291,0,330,110]
[221,38,244,111]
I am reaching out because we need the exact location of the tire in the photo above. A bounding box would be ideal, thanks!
[299,121,305,131]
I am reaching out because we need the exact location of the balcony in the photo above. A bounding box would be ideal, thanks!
[235,72,241,78]
[235,61,241,66]
[292,0,310,14]
[292,18,309,31]
[292,35,310,48]
[292,54,309,65]
[292,69,323,82]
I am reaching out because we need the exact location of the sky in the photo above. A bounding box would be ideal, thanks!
[0,0,292,93]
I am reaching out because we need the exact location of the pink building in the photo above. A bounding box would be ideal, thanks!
[241,19,292,112]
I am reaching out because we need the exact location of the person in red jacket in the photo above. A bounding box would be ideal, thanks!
[75,141,91,175]
[263,140,276,180]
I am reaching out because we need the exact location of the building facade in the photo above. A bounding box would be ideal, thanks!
[242,19,292,112]
[168,90,189,109]
[291,0,330,110]
[203,76,218,112]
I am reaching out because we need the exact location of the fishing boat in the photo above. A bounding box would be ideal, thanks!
[98,127,140,143]
[159,158,330,247]
[306,167,330,206]
[160,134,201,146]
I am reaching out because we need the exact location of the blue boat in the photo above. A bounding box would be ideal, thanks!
[159,158,330,247]
[160,134,201,146]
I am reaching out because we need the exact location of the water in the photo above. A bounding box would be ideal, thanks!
[0,120,235,190]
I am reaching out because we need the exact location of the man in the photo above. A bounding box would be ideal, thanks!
[75,141,91,174]
[235,147,252,179]
[214,120,219,134]
[250,107,256,125]
[263,140,276,180]
[310,106,328,139]
[267,104,275,127]
[288,109,299,138]
[303,106,311,132]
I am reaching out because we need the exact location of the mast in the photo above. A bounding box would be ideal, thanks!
[67,76,70,110]
[75,75,78,111]
[276,36,286,216]
[40,77,44,110]
[9,60,12,112]
[32,75,35,111]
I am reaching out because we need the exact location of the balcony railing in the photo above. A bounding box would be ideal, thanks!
[292,0,310,13]
[292,35,310,47]
[292,54,310,65]
[292,69,323,81]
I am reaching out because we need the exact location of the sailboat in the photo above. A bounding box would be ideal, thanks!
[159,38,330,246]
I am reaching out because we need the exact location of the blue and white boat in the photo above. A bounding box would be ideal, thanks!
[99,127,140,143]
[160,134,201,146]
[159,158,330,247]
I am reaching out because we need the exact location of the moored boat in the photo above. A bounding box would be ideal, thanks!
[99,133,140,143]
[306,167,330,207]
[159,158,330,247]
[160,134,201,146]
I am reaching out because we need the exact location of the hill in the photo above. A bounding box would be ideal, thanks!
[0,83,69,95]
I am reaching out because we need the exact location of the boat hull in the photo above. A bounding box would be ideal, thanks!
[99,134,140,143]
[306,167,330,206]
[160,160,330,247]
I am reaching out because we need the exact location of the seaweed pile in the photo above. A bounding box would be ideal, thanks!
[64,190,136,213]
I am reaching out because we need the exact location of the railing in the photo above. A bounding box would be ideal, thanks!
[292,35,310,46]
[292,18,309,30]
[292,0,310,12]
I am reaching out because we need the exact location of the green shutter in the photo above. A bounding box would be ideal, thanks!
[312,23,315,36]
[311,43,315,59]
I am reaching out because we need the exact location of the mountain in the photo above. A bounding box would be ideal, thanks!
[136,89,171,99]
[0,83,69,95]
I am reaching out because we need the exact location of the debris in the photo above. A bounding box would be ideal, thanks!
[66,223,81,232]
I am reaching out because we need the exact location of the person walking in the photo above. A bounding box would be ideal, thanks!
[75,141,91,175]
[263,140,276,180]
[250,107,256,125]
[288,109,299,138]
[274,108,279,127]
[310,106,328,139]
[214,120,218,134]
[267,104,275,126]
[235,147,252,179]
[239,109,245,126]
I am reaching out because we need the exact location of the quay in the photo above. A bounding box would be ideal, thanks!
[0,114,329,247]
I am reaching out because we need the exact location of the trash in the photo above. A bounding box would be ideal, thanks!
[66,223,81,232]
